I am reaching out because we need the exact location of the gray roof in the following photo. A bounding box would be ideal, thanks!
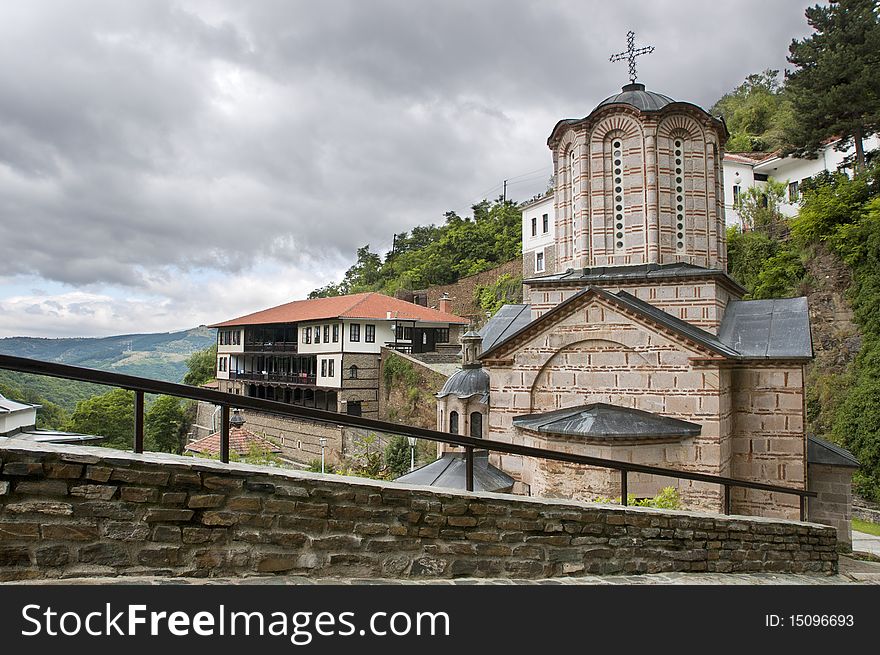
[0,394,37,413]
[436,367,490,400]
[1,430,105,444]
[718,298,813,359]
[595,84,675,112]
[808,435,859,468]
[513,403,702,441]
[480,304,532,352]
[480,286,812,362]
[524,262,745,295]
[395,451,515,493]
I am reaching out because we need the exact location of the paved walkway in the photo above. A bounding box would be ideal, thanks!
[852,530,880,557]
[7,557,880,585]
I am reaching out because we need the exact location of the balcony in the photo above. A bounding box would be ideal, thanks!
[229,372,316,385]
[243,342,298,353]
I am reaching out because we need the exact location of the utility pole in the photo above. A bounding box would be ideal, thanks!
[502,179,507,203]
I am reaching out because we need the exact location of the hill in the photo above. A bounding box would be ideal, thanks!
[0,327,216,412]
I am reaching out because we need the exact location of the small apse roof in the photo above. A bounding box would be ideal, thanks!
[210,292,469,328]
[513,403,702,441]
[807,435,859,468]
[395,451,515,493]
[436,367,489,400]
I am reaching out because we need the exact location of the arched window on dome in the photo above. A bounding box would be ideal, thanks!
[569,147,577,258]
[673,137,685,251]
[470,412,482,439]
[449,411,459,435]
[611,138,625,251]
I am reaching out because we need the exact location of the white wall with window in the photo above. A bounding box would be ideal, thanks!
[521,193,554,276]
[317,354,342,388]
[217,328,244,353]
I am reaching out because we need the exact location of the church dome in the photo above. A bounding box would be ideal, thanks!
[436,367,489,400]
[594,83,675,113]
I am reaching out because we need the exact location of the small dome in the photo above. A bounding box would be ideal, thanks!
[595,83,675,113]
[436,367,489,400]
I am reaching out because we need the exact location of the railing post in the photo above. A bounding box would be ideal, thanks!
[723,484,731,515]
[620,469,628,506]
[465,446,474,492]
[133,390,145,454]
[800,495,807,522]
[220,405,230,464]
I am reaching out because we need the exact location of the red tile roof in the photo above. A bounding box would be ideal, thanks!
[185,428,281,457]
[209,291,469,328]
[723,151,777,164]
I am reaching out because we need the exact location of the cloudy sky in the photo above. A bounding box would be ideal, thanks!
[0,0,815,338]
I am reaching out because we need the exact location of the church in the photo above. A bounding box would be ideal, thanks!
[434,35,858,538]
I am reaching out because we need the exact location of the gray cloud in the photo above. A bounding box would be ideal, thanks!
[0,1,814,334]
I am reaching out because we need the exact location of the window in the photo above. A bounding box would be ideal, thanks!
[332,324,339,342]
[321,359,327,377]
[531,216,537,237]
[328,359,334,377]
[350,323,360,342]
[470,412,482,438]
[612,138,624,250]
[536,250,545,272]
[365,324,375,343]
[673,138,685,251]
[436,328,449,343]
[732,185,741,206]
[449,411,459,435]
[314,326,321,344]
[789,180,799,203]
[346,401,362,417]
[218,357,227,372]
[323,325,330,343]
[570,147,577,251]
[396,325,413,340]
[303,328,311,344]
[349,365,358,379]
[542,213,549,233]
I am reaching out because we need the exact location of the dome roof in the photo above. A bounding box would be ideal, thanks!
[436,367,489,400]
[595,83,675,113]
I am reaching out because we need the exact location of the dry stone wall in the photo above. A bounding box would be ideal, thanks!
[0,439,837,581]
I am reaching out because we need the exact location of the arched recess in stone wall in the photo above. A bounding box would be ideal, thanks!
[555,128,580,268]
[589,115,645,261]
[657,115,710,262]
[528,337,653,412]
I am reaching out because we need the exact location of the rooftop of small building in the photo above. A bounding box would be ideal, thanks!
[210,291,469,328]
[185,427,281,457]
[0,393,38,414]
[436,366,489,400]
[513,403,702,441]
[808,435,859,468]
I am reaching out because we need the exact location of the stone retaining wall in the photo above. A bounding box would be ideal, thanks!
[0,439,837,581]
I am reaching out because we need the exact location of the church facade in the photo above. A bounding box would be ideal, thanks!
[438,79,818,521]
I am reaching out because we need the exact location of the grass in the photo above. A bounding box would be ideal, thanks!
[852,518,880,537]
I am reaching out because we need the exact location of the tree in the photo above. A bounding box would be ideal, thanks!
[183,344,217,386]
[784,0,880,171]
[145,395,189,453]
[710,69,793,152]
[67,388,134,449]
[384,436,412,478]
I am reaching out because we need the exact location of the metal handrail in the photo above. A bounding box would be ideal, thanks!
[0,354,816,519]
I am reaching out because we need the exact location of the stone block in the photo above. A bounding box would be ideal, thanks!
[42,523,99,541]
[120,487,159,503]
[70,484,117,500]
[201,512,238,527]
[45,463,84,479]
[78,543,130,566]
[264,499,297,514]
[161,492,187,506]
[34,545,69,567]
[103,521,150,541]
[2,462,43,476]
[6,501,72,516]
[0,481,8,495]
[152,526,182,542]
[311,535,361,550]
[0,546,31,566]
[84,466,113,482]
[295,502,329,517]
[74,501,135,520]
[144,508,194,523]
[171,472,202,488]
[137,547,181,567]
[188,494,225,509]
[182,527,214,544]
[14,480,68,496]
[226,497,261,512]
[203,476,244,491]
[110,469,170,486]
[0,522,40,540]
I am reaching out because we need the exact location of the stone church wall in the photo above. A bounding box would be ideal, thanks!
[0,439,837,580]
[730,366,807,520]
[808,463,854,549]
[485,296,732,512]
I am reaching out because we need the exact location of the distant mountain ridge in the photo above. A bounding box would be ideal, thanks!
[0,326,216,387]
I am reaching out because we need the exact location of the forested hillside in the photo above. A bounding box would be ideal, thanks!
[310,199,522,298]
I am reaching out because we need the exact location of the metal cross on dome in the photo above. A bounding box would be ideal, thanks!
[609,31,654,84]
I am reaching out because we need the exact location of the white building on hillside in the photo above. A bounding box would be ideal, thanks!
[520,191,555,279]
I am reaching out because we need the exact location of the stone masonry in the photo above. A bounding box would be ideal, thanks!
[0,439,837,581]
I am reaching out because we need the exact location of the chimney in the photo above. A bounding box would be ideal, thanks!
[438,293,452,315]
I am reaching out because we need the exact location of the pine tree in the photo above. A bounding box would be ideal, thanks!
[784,0,880,171]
